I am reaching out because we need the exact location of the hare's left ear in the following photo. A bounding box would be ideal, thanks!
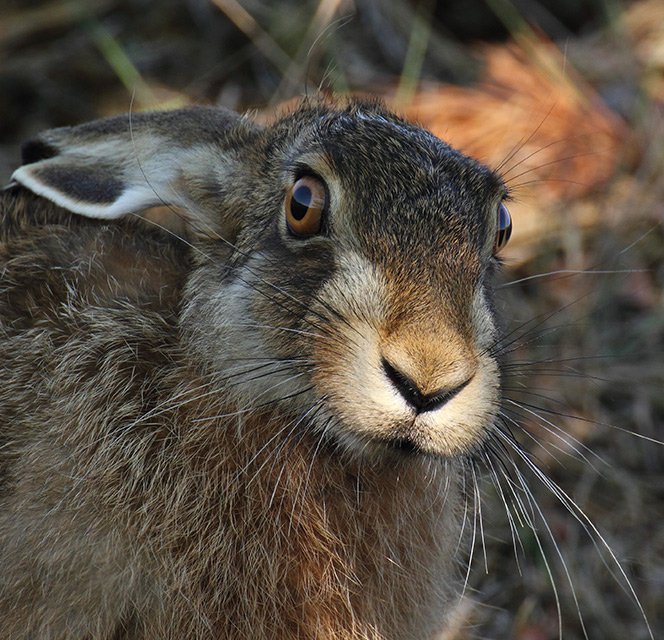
[11,106,258,238]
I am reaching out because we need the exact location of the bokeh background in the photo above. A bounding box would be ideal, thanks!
[1,1,663,638]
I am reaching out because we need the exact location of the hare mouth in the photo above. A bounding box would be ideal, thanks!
[390,435,418,451]
[364,423,437,458]
[384,435,425,456]
[342,432,431,460]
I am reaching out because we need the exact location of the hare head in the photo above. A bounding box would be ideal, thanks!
[11,99,511,462]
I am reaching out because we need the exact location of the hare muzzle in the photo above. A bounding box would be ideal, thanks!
[309,250,500,458]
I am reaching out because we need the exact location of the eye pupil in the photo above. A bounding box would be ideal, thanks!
[494,202,512,253]
[284,175,326,237]
[291,185,312,220]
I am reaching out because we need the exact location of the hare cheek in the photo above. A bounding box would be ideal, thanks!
[472,287,499,350]
[191,269,309,409]
[309,255,411,448]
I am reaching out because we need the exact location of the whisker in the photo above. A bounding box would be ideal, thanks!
[492,426,655,640]
[499,268,648,288]
[460,465,479,603]
[504,398,664,447]
[471,461,488,574]
[504,147,615,185]
[243,399,327,496]
[500,405,603,471]
[494,103,558,175]
[288,416,331,535]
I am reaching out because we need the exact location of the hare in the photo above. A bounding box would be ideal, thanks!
[0,99,512,639]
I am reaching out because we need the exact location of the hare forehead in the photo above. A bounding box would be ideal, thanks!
[351,110,435,142]
[322,111,496,185]
[310,132,498,244]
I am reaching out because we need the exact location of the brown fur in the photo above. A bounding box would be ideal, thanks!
[0,100,509,639]
[0,188,462,639]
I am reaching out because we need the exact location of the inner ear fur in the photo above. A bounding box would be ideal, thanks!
[10,106,260,241]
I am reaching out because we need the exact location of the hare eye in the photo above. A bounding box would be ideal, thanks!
[285,175,326,237]
[493,202,512,254]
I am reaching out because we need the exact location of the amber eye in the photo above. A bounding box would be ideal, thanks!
[285,175,326,237]
[494,202,512,254]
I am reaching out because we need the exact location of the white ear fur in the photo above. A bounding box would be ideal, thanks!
[10,107,250,230]
[11,161,174,219]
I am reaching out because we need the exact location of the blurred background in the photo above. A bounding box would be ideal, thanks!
[0,0,662,638]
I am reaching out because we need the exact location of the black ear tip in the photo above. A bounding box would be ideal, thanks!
[21,139,59,164]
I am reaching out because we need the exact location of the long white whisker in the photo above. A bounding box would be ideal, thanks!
[459,462,477,601]
[471,463,488,574]
[499,268,647,288]
[501,402,604,469]
[494,427,655,640]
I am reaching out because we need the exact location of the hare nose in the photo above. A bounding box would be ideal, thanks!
[381,357,471,414]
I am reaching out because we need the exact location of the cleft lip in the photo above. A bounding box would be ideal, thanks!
[381,356,473,414]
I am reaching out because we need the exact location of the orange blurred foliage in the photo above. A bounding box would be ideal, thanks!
[397,37,628,204]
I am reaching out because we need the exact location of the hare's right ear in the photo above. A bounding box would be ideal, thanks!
[11,106,258,238]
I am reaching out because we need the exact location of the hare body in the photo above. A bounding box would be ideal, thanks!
[0,100,508,639]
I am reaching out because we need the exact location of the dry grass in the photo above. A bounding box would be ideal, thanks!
[0,1,662,638]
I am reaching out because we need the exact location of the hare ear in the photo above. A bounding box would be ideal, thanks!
[11,106,257,236]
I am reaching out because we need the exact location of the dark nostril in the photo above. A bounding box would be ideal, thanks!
[420,377,471,413]
[381,357,472,414]
[381,358,422,410]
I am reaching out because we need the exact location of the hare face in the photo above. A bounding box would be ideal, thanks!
[303,113,503,458]
[12,100,508,461]
[175,105,507,459]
